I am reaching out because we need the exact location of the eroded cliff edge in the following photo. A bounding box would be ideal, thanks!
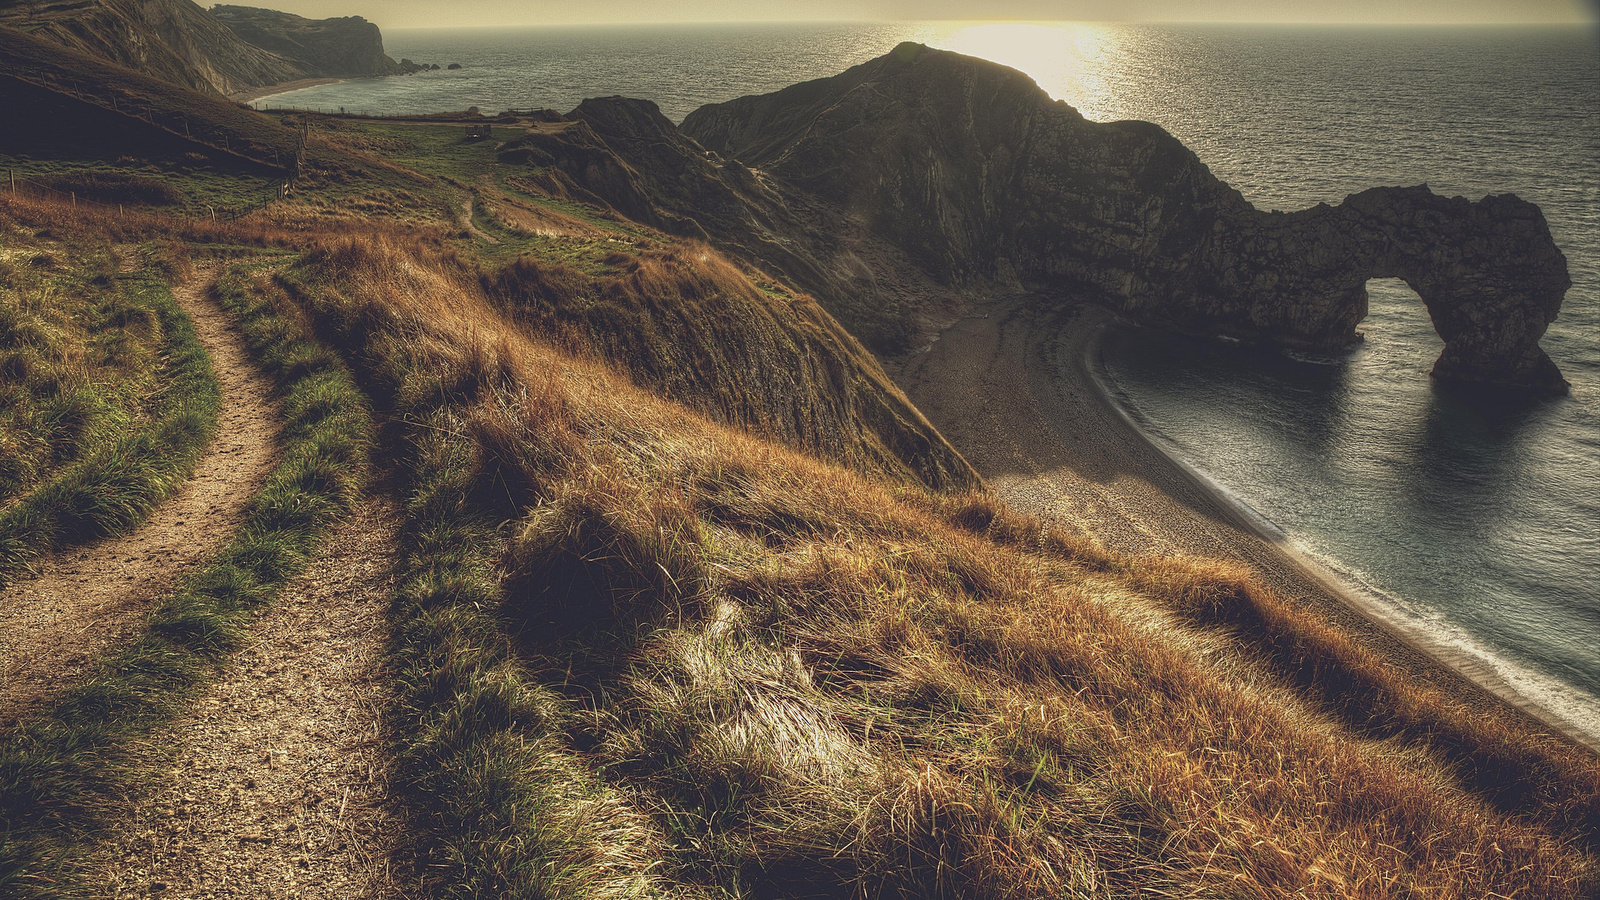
[683,42,1571,395]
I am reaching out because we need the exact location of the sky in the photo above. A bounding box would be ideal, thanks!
[258,1,1599,29]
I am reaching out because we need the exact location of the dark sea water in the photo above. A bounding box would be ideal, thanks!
[258,23,1600,736]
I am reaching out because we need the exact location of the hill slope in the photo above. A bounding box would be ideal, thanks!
[495,97,967,353]
[0,0,302,95]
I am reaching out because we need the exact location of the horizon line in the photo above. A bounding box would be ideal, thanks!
[382,17,1600,30]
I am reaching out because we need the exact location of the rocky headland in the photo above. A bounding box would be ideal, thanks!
[681,43,1572,395]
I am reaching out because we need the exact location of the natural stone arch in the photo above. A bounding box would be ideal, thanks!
[1190,187,1571,396]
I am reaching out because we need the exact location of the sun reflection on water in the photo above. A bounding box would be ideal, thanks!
[900,21,1121,119]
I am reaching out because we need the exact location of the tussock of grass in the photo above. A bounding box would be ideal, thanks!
[283,235,1600,899]
[386,417,674,900]
[503,478,708,636]
[1123,555,1600,841]
[0,259,372,898]
[0,234,220,584]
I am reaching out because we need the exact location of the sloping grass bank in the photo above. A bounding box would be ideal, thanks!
[0,242,218,584]
[0,259,373,899]
[282,235,1600,899]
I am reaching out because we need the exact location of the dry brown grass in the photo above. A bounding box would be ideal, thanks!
[280,234,1600,899]
[0,190,454,260]
[482,240,977,492]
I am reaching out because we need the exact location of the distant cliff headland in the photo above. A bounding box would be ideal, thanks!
[0,0,429,97]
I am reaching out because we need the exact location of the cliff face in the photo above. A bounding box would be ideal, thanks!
[683,43,1571,395]
[210,5,407,77]
[0,0,304,96]
[0,0,412,96]
[1194,188,1570,391]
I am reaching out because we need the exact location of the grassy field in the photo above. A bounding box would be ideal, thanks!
[0,213,219,583]
[1,72,1596,897]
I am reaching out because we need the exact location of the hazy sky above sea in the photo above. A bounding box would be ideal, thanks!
[259,1,1598,28]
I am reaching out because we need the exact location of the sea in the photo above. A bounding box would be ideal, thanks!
[256,22,1600,738]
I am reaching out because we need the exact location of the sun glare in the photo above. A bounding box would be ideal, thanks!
[903,22,1118,115]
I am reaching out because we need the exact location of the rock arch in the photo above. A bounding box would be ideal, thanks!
[1199,187,1571,395]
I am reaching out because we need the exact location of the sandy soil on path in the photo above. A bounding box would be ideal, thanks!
[890,295,1596,752]
[457,196,500,244]
[0,268,282,725]
[92,496,412,900]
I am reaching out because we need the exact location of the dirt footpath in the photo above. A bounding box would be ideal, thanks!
[91,496,412,900]
[0,269,281,725]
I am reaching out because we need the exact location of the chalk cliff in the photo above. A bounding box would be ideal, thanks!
[210,5,410,78]
[682,43,1571,395]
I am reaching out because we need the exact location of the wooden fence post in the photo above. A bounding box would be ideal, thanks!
[8,169,14,194]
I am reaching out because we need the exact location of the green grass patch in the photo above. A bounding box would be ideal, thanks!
[0,258,373,899]
[336,121,504,182]
[0,245,220,584]
[388,415,666,900]
[0,156,282,217]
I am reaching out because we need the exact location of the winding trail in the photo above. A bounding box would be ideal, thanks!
[91,496,410,900]
[459,195,500,244]
[0,267,282,725]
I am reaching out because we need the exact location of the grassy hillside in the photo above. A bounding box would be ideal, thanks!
[0,25,300,167]
[0,0,304,96]
[272,234,1599,898]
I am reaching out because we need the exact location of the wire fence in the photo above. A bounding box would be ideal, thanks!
[0,61,311,223]
[4,168,291,223]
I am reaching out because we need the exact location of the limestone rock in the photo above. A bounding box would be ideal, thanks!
[684,43,1571,395]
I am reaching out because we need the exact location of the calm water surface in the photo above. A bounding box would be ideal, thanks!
[261,23,1600,735]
